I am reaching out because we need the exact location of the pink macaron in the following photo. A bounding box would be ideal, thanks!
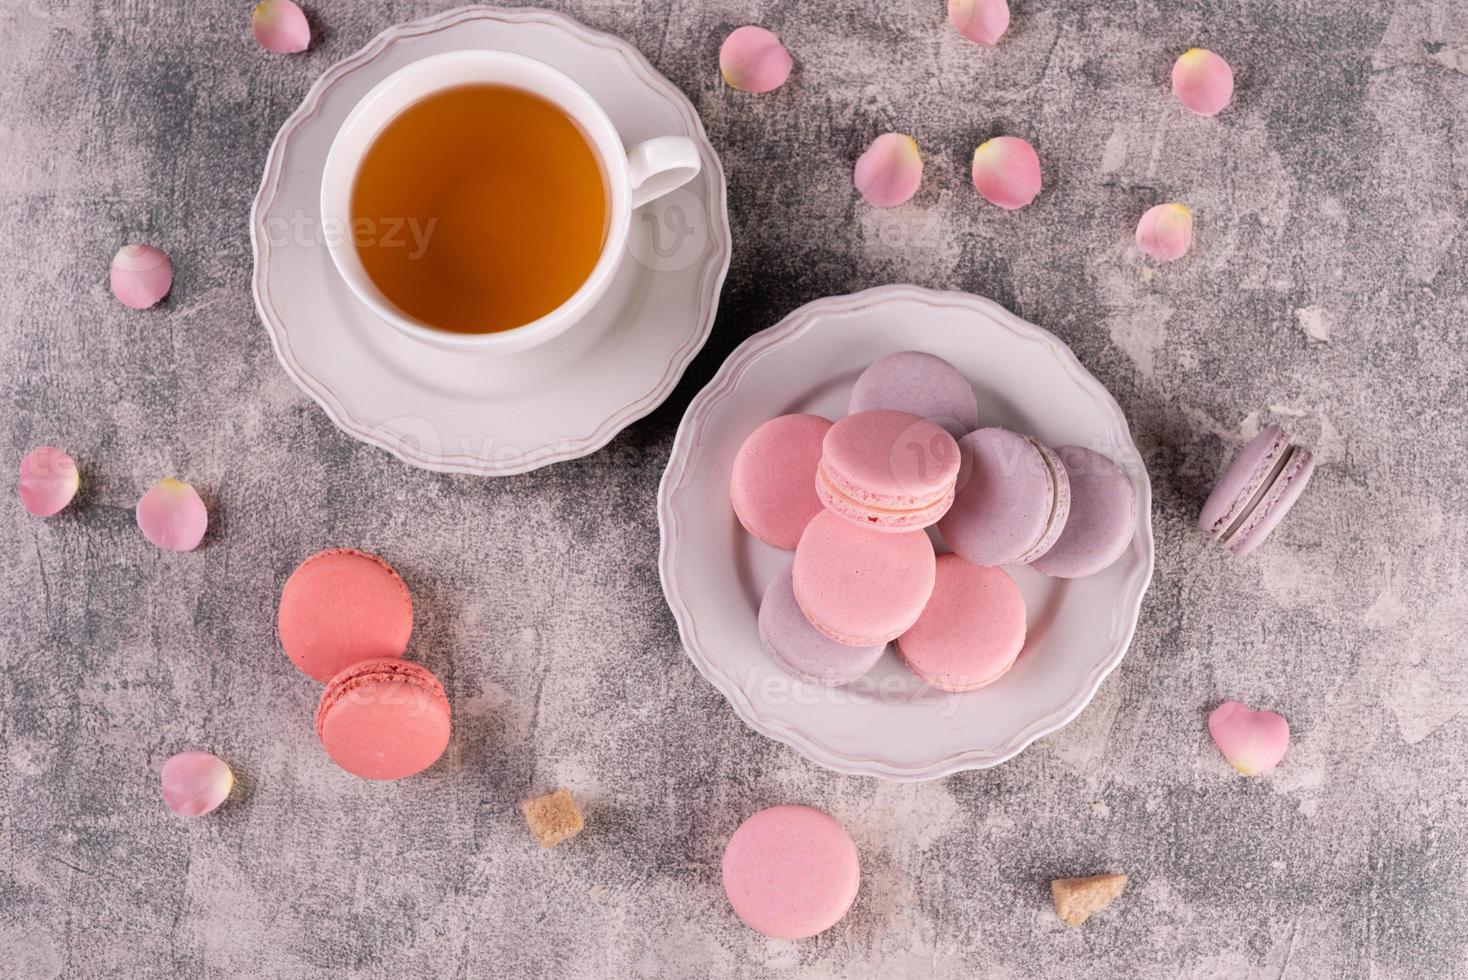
[722,805,860,939]
[896,553,1027,691]
[1029,447,1136,578]
[278,548,414,682]
[937,428,1071,566]
[1198,424,1316,557]
[316,658,451,780]
[816,410,960,532]
[793,509,936,646]
[731,414,833,550]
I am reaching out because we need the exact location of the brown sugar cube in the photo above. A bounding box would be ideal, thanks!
[1051,873,1127,927]
[521,788,584,848]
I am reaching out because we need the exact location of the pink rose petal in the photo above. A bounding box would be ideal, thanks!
[252,0,310,54]
[1209,700,1290,776]
[1135,203,1194,261]
[19,446,79,518]
[1172,48,1233,117]
[854,134,923,208]
[110,244,173,310]
[161,751,234,816]
[136,478,208,552]
[948,0,1010,46]
[720,26,793,93]
[971,136,1042,210]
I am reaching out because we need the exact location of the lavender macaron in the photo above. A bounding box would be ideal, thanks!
[1029,447,1136,578]
[937,428,1071,566]
[1199,424,1315,556]
[848,351,979,439]
[758,562,885,686]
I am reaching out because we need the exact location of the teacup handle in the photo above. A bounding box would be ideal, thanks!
[626,136,702,208]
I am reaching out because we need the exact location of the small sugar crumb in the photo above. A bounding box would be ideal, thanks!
[521,788,584,849]
[1294,305,1332,344]
[1051,872,1127,927]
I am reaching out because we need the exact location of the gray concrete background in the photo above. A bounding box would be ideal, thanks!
[2,0,1465,977]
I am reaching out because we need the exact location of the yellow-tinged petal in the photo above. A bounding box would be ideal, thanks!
[1135,203,1194,261]
[854,134,923,207]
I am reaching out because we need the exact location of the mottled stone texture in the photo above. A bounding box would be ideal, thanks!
[1,1,1465,977]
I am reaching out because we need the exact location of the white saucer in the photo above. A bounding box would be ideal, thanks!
[251,6,730,476]
[658,286,1155,780]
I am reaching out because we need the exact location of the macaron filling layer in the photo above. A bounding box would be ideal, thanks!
[816,459,956,513]
[816,461,957,529]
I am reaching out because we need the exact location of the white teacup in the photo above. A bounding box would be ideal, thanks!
[321,49,701,352]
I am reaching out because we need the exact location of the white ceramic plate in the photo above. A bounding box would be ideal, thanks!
[251,6,730,475]
[659,286,1155,780]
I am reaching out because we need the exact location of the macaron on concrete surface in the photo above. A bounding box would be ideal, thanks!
[816,410,960,532]
[722,804,860,939]
[847,350,979,438]
[759,562,886,686]
[278,548,413,682]
[896,554,1027,692]
[730,413,833,550]
[1029,446,1136,578]
[793,510,936,646]
[315,658,450,780]
[1198,424,1316,557]
[937,427,1071,566]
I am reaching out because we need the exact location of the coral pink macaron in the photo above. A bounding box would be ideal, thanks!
[816,410,960,532]
[793,510,936,646]
[316,658,450,780]
[722,805,860,939]
[731,414,833,550]
[896,554,1027,691]
[278,548,413,682]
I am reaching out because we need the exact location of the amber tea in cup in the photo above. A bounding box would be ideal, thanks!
[349,83,610,334]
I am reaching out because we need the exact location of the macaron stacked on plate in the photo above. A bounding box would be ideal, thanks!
[728,350,1140,693]
[896,553,1027,692]
[729,414,831,550]
[793,509,937,646]
[815,410,960,532]
[278,548,451,780]
[937,428,1071,566]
